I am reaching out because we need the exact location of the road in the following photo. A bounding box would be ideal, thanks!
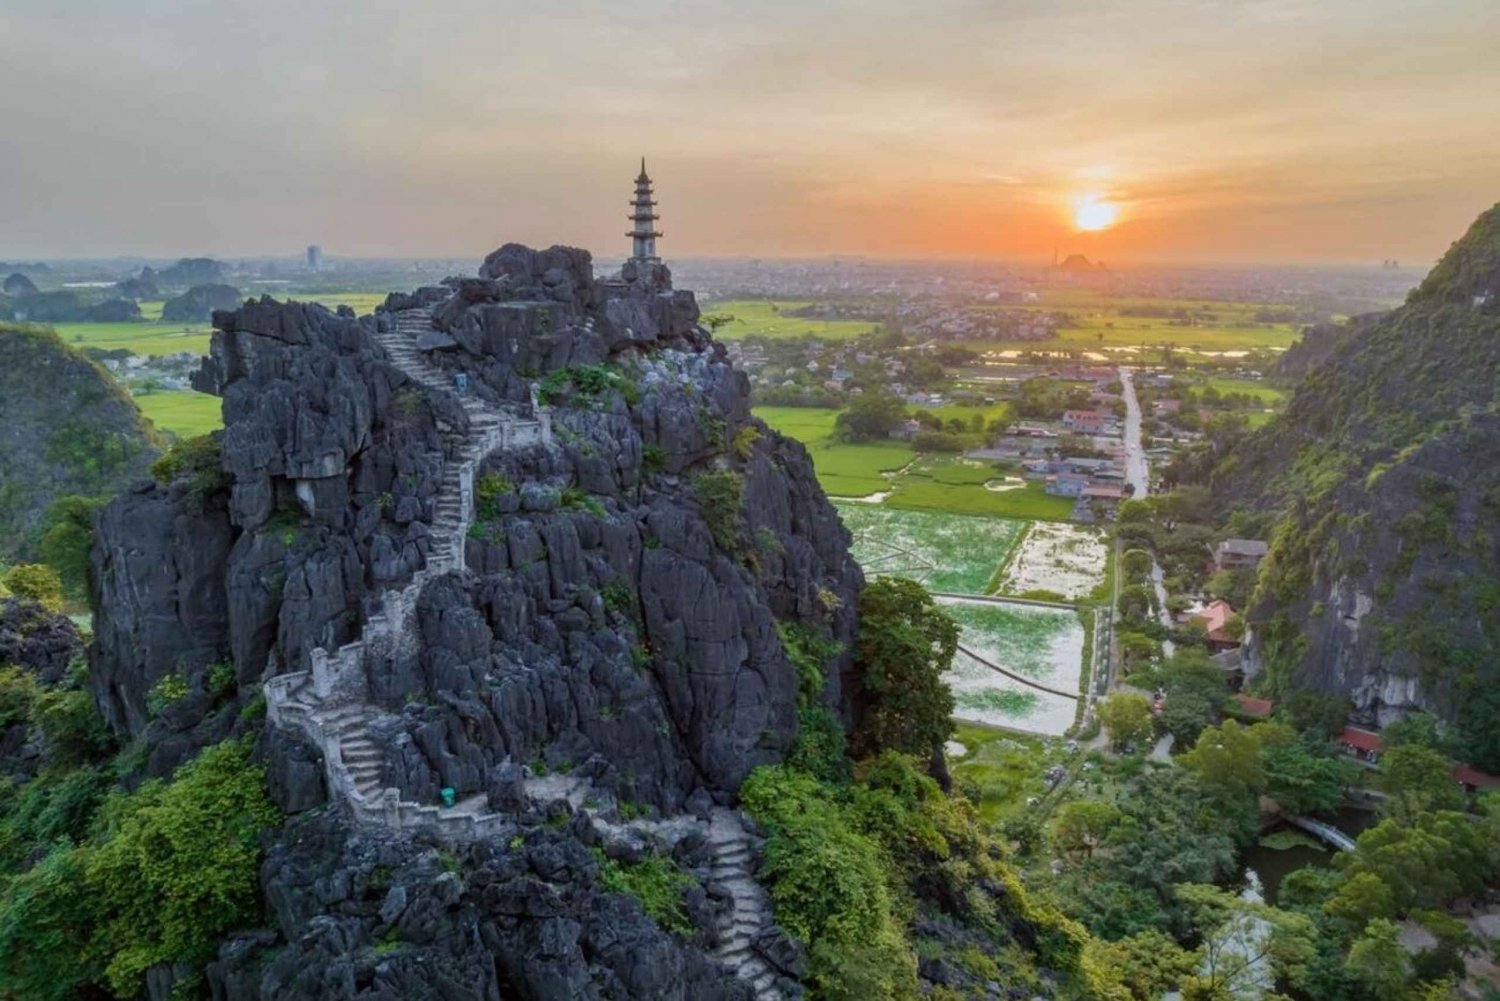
[1118,368,1176,655]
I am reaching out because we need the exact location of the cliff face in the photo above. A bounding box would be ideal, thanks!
[89,246,860,998]
[1214,204,1500,757]
[0,325,160,556]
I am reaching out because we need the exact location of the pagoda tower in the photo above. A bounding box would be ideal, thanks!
[627,158,663,261]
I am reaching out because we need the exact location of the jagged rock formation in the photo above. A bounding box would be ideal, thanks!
[160,282,242,322]
[91,244,859,998]
[0,596,84,783]
[1213,203,1500,758]
[0,595,82,688]
[0,324,160,556]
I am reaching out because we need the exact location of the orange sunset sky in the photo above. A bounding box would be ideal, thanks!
[2,0,1498,265]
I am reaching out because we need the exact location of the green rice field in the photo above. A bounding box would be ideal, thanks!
[938,597,1085,736]
[834,503,1022,594]
[135,390,223,438]
[753,406,914,496]
[701,300,875,342]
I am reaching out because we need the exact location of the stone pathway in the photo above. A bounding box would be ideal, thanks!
[262,305,785,998]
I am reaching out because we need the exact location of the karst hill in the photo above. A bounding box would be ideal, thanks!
[1210,202,1500,762]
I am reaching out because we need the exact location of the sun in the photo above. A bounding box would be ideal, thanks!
[1072,194,1119,232]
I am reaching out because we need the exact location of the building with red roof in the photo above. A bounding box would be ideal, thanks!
[1194,599,1241,651]
[1232,693,1274,719]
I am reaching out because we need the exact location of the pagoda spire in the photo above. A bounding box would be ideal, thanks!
[627,158,662,261]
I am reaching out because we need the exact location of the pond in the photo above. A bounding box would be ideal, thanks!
[1241,807,1377,904]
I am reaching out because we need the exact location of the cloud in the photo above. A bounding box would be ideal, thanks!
[0,0,1496,262]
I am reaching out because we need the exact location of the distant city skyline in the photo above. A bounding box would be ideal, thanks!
[2,0,1497,265]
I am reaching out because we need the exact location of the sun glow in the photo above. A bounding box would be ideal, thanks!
[1072,193,1119,232]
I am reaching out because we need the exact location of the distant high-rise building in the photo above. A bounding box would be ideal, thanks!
[306,245,323,271]
[627,159,662,261]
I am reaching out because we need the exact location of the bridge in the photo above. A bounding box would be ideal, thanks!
[1286,815,1357,852]
[956,644,1080,700]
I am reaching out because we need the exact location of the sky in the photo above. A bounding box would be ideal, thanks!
[2,0,1498,265]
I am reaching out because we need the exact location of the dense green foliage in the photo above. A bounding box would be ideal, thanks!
[692,470,746,552]
[0,740,280,998]
[1188,204,1500,765]
[1,564,63,612]
[851,578,957,759]
[594,849,698,935]
[149,432,229,498]
[36,496,106,602]
[0,323,160,557]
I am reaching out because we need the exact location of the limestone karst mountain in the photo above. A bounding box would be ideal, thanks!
[1209,203,1500,764]
[88,244,860,998]
[0,324,160,557]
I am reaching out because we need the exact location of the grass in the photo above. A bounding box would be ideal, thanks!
[948,723,1056,824]
[941,601,1077,679]
[703,300,876,342]
[756,407,1074,517]
[1005,289,1304,353]
[754,406,914,496]
[52,321,213,358]
[886,457,1076,520]
[48,291,389,362]
[135,390,223,438]
[1203,377,1289,404]
[834,503,1023,594]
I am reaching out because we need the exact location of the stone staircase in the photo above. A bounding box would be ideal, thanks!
[260,304,786,998]
[709,810,785,998]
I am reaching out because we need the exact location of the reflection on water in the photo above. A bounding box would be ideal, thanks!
[1242,808,1376,904]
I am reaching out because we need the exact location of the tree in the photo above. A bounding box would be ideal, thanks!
[1322,871,1396,925]
[1261,742,1356,814]
[1277,689,1351,738]
[2,564,63,612]
[1379,744,1465,822]
[37,495,105,602]
[1180,719,1295,802]
[853,577,958,760]
[834,390,907,443]
[1121,549,1154,579]
[1382,712,1446,751]
[1049,800,1122,863]
[1086,929,1197,1001]
[1345,919,1411,999]
[1159,689,1218,747]
[1098,693,1154,751]
[1176,883,1317,1000]
[1118,584,1155,623]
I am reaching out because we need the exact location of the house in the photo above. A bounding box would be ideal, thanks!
[1194,599,1241,651]
[1062,409,1110,434]
[1153,398,1182,415]
[1081,484,1125,502]
[888,418,923,441]
[1231,692,1273,719]
[1337,726,1383,765]
[1452,764,1500,794]
[1213,538,1269,571]
[1045,473,1089,498]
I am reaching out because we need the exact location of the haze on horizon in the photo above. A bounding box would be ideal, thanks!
[3,0,1497,267]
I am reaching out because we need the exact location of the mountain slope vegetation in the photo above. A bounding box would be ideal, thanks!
[1206,203,1500,765]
